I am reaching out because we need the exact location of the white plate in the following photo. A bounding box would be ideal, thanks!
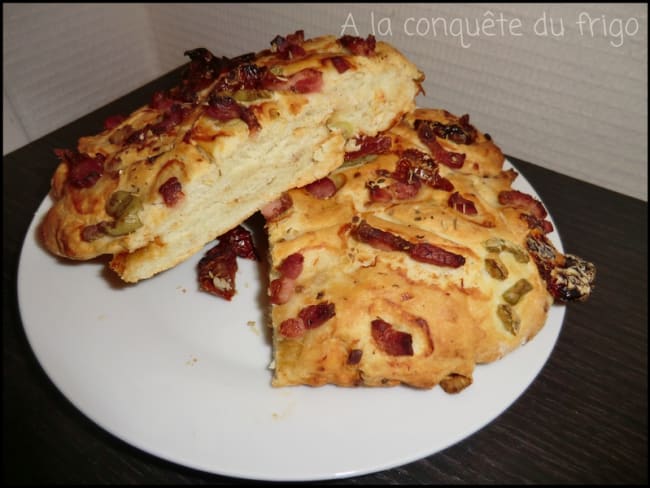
[17,160,565,481]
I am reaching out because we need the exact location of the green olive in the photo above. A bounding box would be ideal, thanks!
[101,192,143,236]
[270,65,284,76]
[106,191,138,218]
[483,238,506,253]
[231,89,272,102]
[503,279,533,305]
[505,244,530,263]
[497,304,520,335]
[327,119,355,139]
[485,256,509,280]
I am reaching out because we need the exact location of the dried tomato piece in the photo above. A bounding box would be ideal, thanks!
[198,225,258,300]
[428,115,478,145]
[448,192,478,215]
[352,220,465,268]
[409,242,465,268]
[344,135,392,162]
[198,240,238,301]
[499,190,547,219]
[180,47,230,101]
[352,220,412,253]
[261,194,293,221]
[225,225,258,260]
[371,318,413,356]
[414,120,466,169]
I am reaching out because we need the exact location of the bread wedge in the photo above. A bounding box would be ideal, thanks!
[265,108,595,389]
[40,31,423,282]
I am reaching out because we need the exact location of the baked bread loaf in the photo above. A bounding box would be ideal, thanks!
[39,31,423,282]
[264,108,595,390]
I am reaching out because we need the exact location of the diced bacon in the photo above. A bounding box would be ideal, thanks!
[371,318,413,356]
[279,317,306,338]
[448,192,478,215]
[389,181,421,200]
[269,276,296,305]
[262,68,323,94]
[158,176,185,207]
[271,30,306,60]
[329,56,351,73]
[80,223,104,242]
[347,349,363,365]
[338,34,377,56]
[498,190,548,219]
[278,253,304,280]
[55,149,105,189]
[298,302,336,329]
[269,252,303,305]
[303,177,337,199]
[260,194,293,221]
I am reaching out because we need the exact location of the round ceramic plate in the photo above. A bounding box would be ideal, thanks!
[17,160,565,481]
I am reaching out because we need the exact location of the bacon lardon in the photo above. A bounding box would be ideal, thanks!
[158,177,184,207]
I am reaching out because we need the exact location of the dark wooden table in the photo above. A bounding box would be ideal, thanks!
[3,66,647,484]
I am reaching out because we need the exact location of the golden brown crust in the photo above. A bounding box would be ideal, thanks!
[267,108,554,390]
[39,33,423,283]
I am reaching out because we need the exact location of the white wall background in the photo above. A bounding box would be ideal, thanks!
[3,3,647,200]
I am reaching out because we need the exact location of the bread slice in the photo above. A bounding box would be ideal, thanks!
[40,32,423,282]
[265,108,594,390]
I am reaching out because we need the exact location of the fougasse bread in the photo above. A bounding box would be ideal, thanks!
[263,108,596,390]
[39,31,424,283]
